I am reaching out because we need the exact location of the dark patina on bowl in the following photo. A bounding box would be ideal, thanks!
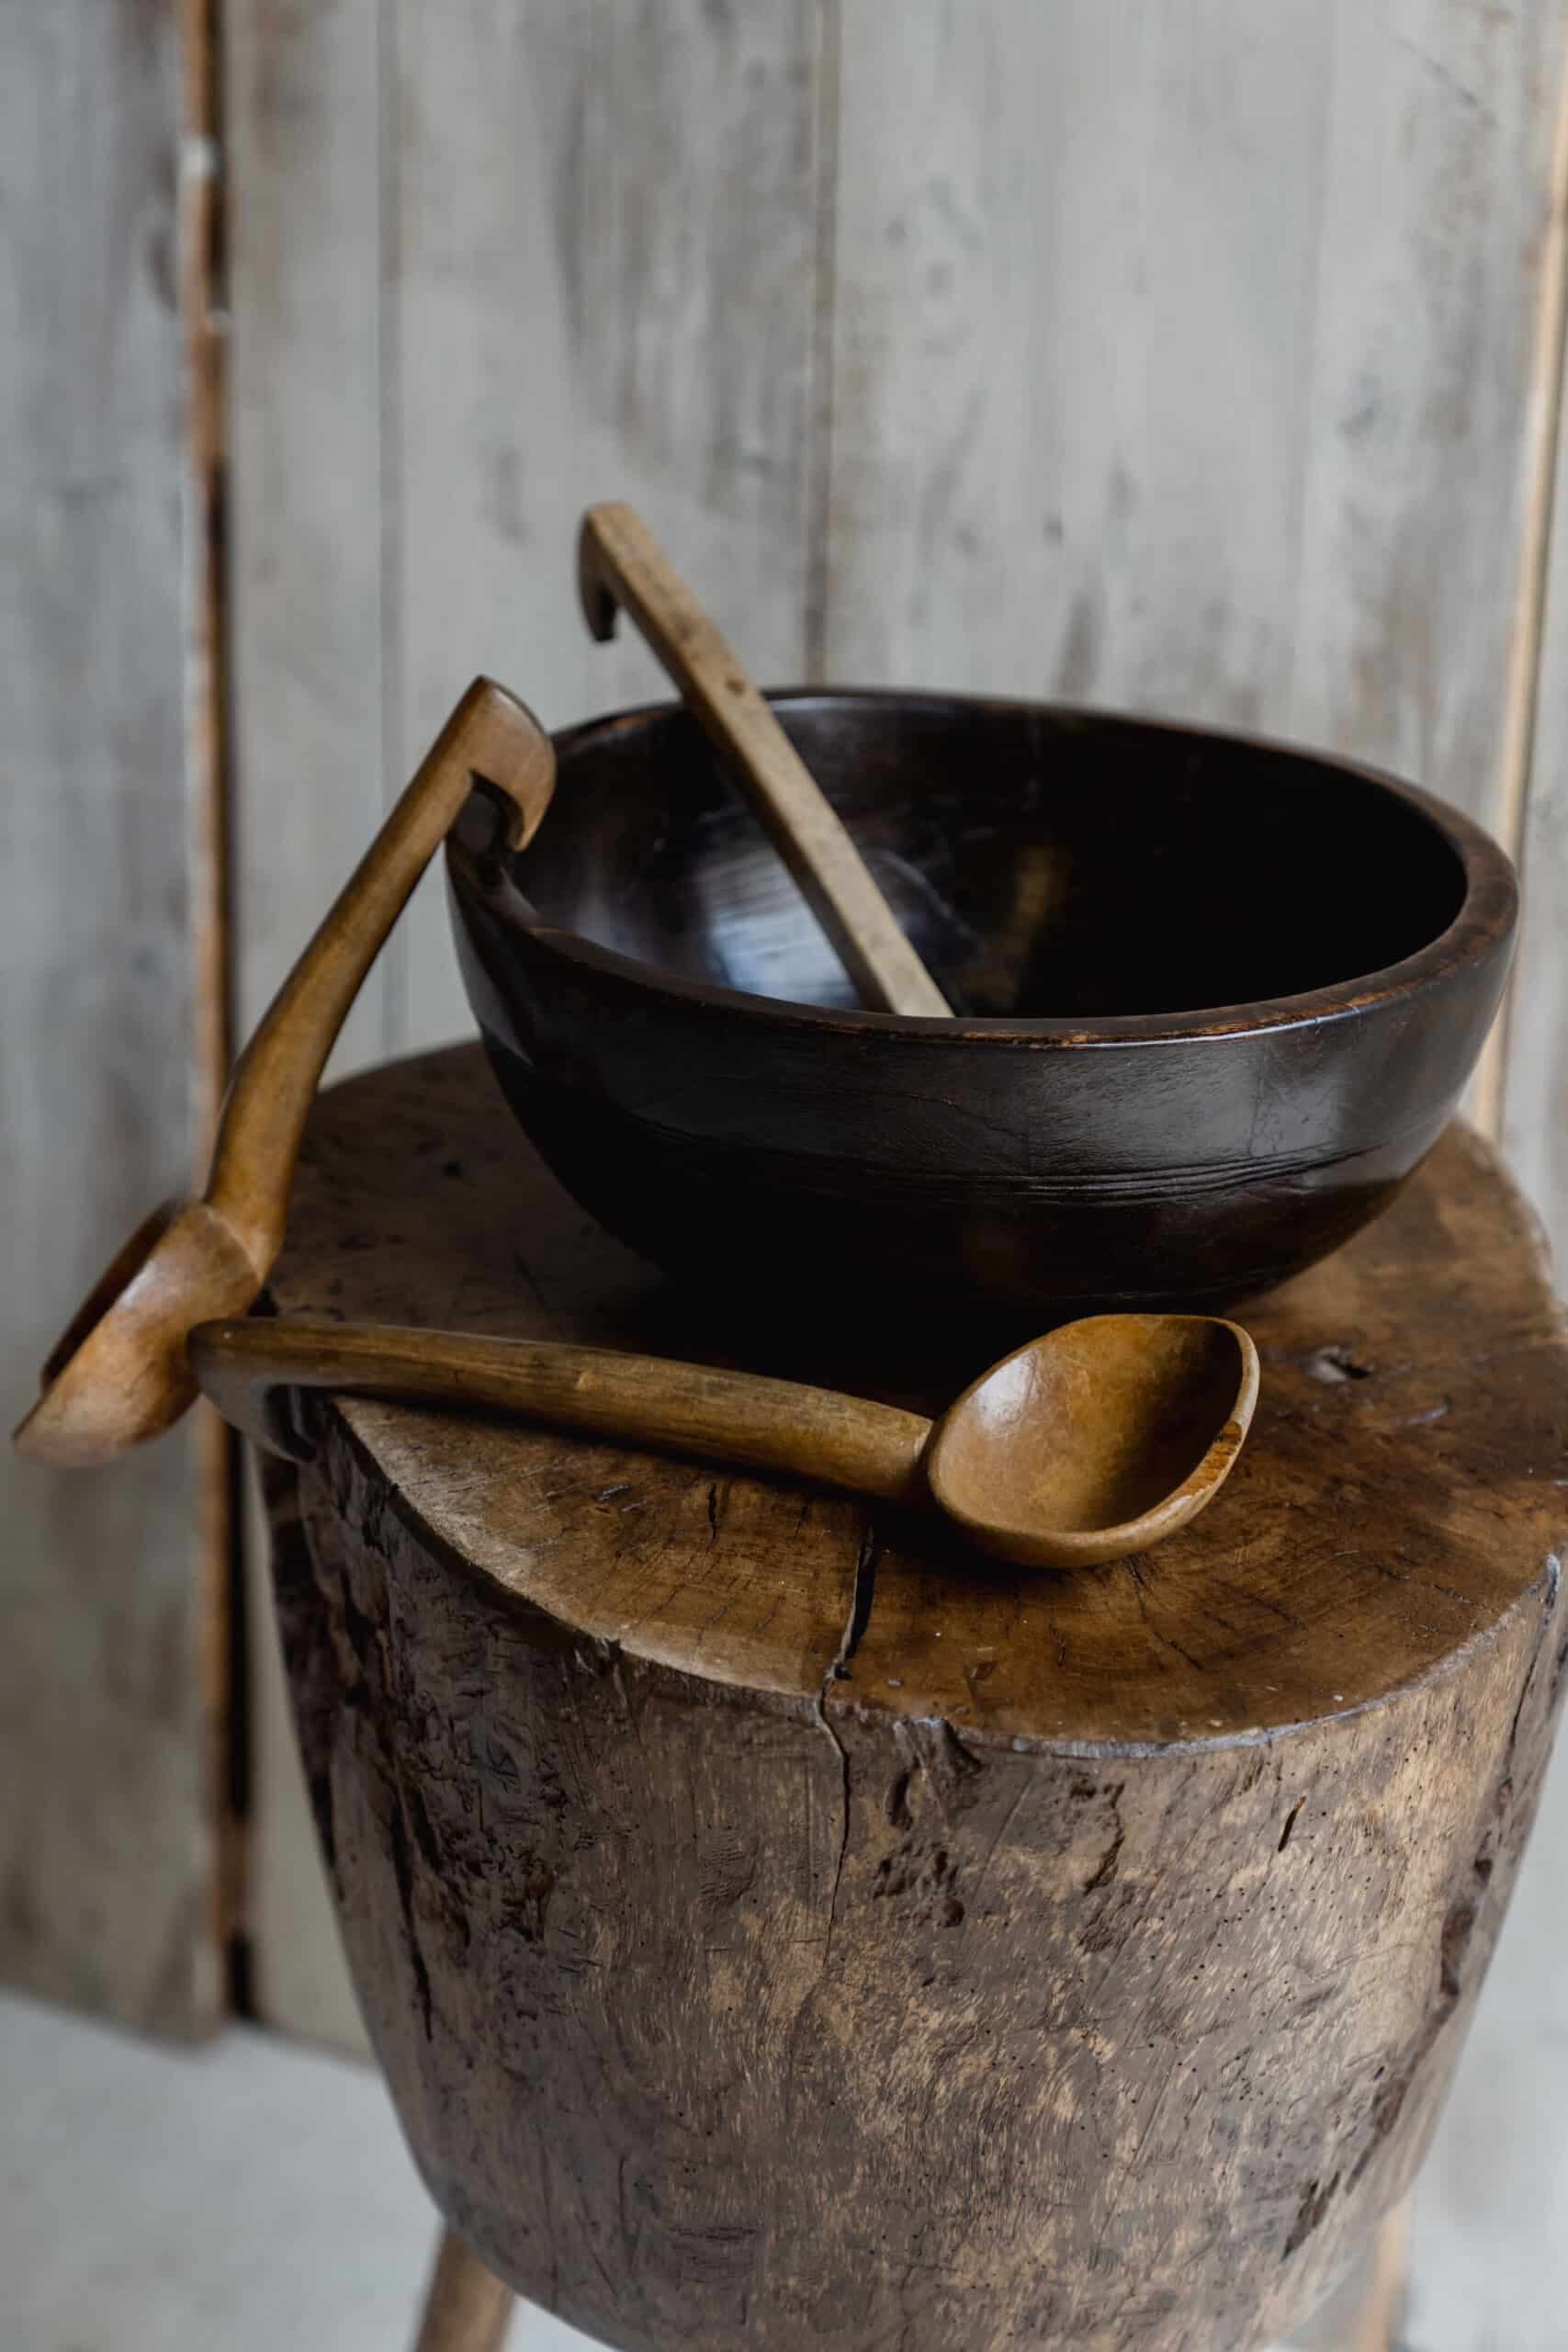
[446,691,1517,1324]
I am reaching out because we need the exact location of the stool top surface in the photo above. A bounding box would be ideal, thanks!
[269,1045,1568,1753]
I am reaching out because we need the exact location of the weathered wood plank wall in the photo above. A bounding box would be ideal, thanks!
[213,0,1568,2342]
[0,0,222,2037]
[824,0,1562,835]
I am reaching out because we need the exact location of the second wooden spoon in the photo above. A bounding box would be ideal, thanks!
[188,1310,1258,1572]
[13,679,556,1466]
[578,500,953,1018]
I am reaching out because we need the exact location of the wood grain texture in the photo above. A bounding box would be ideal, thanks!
[225,0,389,1082]
[256,1047,1568,2350]
[385,0,830,1051]
[1503,210,1568,1283]
[223,1,389,2038]
[0,0,220,2036]
[1468,15,1568,1139]
[820,0,1566,835]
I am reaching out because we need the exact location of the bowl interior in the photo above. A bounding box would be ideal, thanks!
[523,695,1469,1019]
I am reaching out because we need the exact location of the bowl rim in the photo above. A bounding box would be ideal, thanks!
[488,686,1518,1047]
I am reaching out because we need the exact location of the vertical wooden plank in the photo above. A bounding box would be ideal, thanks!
[226,0,388,1080]
[823,0,1565,831]
[1502,126,1568,1256]
[1466,25,1568,1138]
[385,0,830,1050]
[225,0,389,2048]
[0,0,220,2035]
[823,2,1335,709]
[1286,0,1567,809]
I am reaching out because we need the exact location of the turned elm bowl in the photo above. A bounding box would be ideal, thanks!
[446,690,1516,1325]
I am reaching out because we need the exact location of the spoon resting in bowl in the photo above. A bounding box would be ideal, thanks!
[187,1310,1258,1571]
[579,500,953,1017]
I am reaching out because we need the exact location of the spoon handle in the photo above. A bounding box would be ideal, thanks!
[189,1316,934,1507]
[204,680,556,1269]
[577,502,952,1020]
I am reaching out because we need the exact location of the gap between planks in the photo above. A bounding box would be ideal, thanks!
[376,0,405,1061]
[178,0,242,2003]
[804,0,843,684]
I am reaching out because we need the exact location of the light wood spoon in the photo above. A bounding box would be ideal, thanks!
[187,1310,1258,1571]
[579,500,953,1018]
[13,679,556,1468]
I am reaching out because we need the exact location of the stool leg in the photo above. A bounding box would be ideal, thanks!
[1352,2201,1409,2352]
[412,2226,513,2352]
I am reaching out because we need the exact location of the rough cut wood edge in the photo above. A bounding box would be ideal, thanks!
[266,1422,1566,2352]
[253,1046,1568,2350]
[264,1051,1568,1752]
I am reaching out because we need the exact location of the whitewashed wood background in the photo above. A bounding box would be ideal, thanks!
[1,0,221,2041]
[9,0,1568,2344]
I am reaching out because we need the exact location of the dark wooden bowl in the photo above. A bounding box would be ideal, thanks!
[446,691,1517,1327]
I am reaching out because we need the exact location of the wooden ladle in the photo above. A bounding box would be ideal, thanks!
[187,1310,1258,1570]
[13,679,556,1468]
[579,500,953,1018]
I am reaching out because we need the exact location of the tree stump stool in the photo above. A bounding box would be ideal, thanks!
[260,1045,1568,2352]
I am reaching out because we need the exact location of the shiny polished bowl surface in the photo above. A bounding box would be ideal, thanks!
[446,690,1517,1326]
